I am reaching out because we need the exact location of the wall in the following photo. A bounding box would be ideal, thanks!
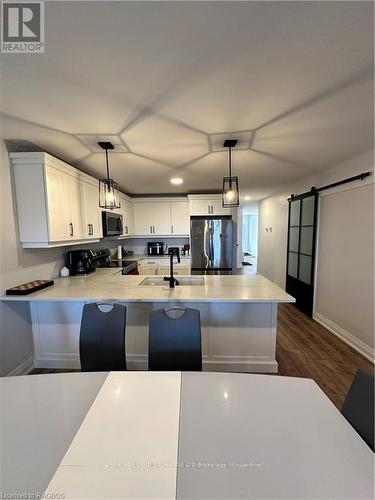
[258,149,374,360]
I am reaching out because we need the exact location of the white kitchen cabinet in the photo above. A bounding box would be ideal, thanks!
[11,152,101,248]
[153,202,171,235]
[45,164,84,241]
[68,176,84,239]
[120,196,134,237]
[133,198,189,237]
[133,203,153,235]
[133,201,171,236]
[188,195,231,216]
[138,257,190,276]
[44,164,72,241]
[138,259,158,275]
[170,200,189,235]
[82,181,103,239]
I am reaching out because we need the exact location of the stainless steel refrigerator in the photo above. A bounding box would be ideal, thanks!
[190,216,233,275]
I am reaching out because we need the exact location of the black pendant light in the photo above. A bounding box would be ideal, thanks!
[98,142,120,209]
[222,139,239,207]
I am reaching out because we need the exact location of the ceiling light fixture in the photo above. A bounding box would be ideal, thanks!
[222,139,239,208]
[170,177,183,185]
[98,142,121,209]
[244,196,251,201]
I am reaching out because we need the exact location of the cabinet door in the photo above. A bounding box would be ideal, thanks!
[152,202,171,235]
[133,203,153,236]
[170,201,189,235]
[122,198,134,236]
[68,176,84,239]
[83,182,103,238]
[190,199,211,216]
[211,199,231,215]
[45,165,72,241]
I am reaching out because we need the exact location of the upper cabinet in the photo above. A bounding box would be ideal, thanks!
[119,195,134,237]
[82,180,103,239]
[170,200,189,235]
[133,198,189,237]
[188,195,231,216]
[11,152,102,247]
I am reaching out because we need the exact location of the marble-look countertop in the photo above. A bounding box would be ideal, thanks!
[1,269,295,303]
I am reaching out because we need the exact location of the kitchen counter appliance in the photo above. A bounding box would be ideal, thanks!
[66,250,97,275]
[190,216,233,275]
[102,211,123,237]
[147,242,164,255]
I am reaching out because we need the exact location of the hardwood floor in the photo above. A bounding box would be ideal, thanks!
[277,304,373,409]
[31,304,373,410]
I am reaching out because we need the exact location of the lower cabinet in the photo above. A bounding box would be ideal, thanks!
[138,258,191,275]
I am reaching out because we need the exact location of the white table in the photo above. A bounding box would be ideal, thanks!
[1,372,373,499]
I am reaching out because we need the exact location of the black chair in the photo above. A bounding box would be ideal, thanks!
[148,307,202,371]
[79,303,127,372]
[342,368,374,451]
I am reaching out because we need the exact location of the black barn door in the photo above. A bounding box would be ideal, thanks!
[286,194,318,317]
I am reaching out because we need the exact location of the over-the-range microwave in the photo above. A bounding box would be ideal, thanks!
[102,211,123,237]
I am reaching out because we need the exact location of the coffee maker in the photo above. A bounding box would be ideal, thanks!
[66,250,96,275]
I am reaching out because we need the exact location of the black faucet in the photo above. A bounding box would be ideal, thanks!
[164,249,180,288]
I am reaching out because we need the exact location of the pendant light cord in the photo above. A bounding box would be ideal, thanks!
[105,148,110,180]
[228,146,232,188]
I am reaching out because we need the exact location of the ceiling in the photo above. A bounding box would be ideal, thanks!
[1,1,374,200]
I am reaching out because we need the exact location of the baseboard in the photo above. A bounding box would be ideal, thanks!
[314,312,374,364]
[34,355,278,373]
[7,355,35,376]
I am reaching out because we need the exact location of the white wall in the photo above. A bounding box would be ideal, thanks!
[258,150,374,360]
[315,183,374,355]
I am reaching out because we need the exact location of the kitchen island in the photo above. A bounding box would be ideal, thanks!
[2,270,295,373]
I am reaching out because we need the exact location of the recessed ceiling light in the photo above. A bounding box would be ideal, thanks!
[244,196,251,200]
[170,177,183,185]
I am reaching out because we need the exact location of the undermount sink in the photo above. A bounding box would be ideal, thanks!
[139,276,205,287]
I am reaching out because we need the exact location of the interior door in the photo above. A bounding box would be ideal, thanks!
[286,194,318,317]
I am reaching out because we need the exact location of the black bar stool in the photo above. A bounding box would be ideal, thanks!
[148,307,202,371]
[79,303,127,372]
[342,368,374,451]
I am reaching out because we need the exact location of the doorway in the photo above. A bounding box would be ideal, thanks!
[241,202,258,273]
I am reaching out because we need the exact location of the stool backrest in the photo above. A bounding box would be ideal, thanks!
[149,307,202,371]
[79,303,127,372]
[342,368,374,451]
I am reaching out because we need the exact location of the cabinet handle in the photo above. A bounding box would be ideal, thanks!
[211,205,213,214]
[171,225,173,234]
[90,224,93,236]
[69,223,73,236]
[88,224,90,236]
[150,226,152,234]
[153,225,155,234]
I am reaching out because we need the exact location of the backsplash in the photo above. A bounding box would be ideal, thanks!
[121,237,190,256]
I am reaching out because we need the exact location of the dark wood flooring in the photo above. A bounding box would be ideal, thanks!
[31,304,374,410]
[277,304,373,409]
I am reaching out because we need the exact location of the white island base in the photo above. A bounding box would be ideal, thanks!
[30,300,279,373]
[3,272,295,374]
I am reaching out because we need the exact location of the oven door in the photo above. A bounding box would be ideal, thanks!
[102,211,123,236]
